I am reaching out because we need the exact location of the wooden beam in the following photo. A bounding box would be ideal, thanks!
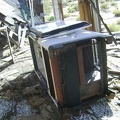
[0,26,15,63]
[58,0,64,20]
[49,55,64,106]
[92,0,101,32]
[78,0,95,31]
[52,0,63,21]
[77,47,86,85]
[33,0,45,23]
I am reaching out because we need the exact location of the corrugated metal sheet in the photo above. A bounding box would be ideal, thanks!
[6,0,30,20]
[0,0,40,24]
[0,0,30,23]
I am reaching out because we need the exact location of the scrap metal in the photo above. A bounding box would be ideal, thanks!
[0,0,42,49]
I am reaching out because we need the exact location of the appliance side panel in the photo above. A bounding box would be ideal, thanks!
[59,44,80,107]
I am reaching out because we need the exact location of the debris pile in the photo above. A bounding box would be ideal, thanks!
[0,0,41,55]
[0,37,61,119]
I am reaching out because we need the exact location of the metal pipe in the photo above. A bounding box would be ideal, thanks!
[29,0,35,26]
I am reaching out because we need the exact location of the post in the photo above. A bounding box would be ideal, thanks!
[0,26,15,63]
[92,0,101,32]
[51,0,63,21]
[58,0,64,20]
[29,0,35,26]
[33,0,45,23]
[78,0,95,31]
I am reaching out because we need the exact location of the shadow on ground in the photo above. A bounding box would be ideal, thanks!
[0,71,61,120]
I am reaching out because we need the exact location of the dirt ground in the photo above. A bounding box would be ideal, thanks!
[0,35,120,120]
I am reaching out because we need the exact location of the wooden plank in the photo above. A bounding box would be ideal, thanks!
[49,55,64,106]
[78,0,95,31]
[0,70,18,78]
[58,0,64,20]
[77,46,86,85]
[80,81,101,100]
[108,70,120,75]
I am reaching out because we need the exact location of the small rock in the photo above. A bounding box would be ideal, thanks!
[87,109,93,114]
[28,96,45,107]
[107,93,115,99]
[1,81,13,92]
[4,89,14,100]
[22,84,42,96]
[41,108,59,120]
[15,115,44,120]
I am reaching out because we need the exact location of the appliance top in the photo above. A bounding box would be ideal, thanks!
[30,20,91,37]
[37,29,112,51]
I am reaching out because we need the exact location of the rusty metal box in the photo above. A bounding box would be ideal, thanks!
[28,21,112,108]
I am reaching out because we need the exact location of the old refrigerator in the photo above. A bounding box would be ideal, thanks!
[28,21,112,108]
